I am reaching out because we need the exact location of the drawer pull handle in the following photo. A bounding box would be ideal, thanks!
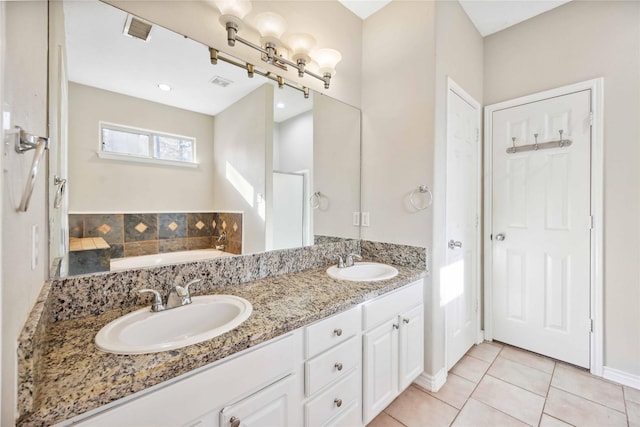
[229,416,241,427]
[393,323,399,330]
[335,362,343,371]
[334,398,343,407]
[403,318,410,324]
[334,328,343,336]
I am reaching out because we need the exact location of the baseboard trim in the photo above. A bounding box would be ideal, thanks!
[602,366,640,390]
[413,368,447,392]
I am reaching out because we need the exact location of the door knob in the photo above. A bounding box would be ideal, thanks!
[495,233,505,241]
[448,240,462,250]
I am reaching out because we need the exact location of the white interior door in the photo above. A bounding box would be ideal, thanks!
[445,84,480,370]
[491,90,591,368]
[272,172,304,250]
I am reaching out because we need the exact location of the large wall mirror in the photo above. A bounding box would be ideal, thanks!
[49,0,361,278]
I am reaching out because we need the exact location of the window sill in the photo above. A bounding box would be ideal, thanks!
[97,151,199,168]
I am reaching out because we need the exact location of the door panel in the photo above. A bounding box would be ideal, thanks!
[445,86,480,370]
[491,89,591,368]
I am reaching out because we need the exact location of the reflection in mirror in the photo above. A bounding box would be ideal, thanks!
[49,0,361,278]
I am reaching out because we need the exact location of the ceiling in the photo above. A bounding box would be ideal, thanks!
[338,0,571,37]
[64,0,312,122]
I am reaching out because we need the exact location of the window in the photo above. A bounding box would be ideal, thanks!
[99,122,197,167]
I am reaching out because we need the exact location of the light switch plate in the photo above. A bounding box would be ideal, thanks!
[352,212,360,226]
[361,212,370,227]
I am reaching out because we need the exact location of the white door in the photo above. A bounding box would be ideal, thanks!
[272,172,304,250]
[491,90,591,368]
[445,84,480,370]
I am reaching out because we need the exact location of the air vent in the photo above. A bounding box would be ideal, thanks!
[123,15,152,42]
[210,76,234,88]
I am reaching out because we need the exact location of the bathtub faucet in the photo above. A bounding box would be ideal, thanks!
[139,279,202,312]
[217,231,227,242]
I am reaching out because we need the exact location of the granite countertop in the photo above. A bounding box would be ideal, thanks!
[19,264,425,426]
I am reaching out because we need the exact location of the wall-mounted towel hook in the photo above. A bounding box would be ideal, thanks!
[410,185,433,211]
[14,126,50,212]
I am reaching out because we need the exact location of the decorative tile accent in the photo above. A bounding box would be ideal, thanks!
[187,213,213,237]
[233,222,238,232]
[97,224,112,235]
[167,222,178,232]
[159,213,186,239]
[134,222,148,234]
[68,215,84,238]
[195,221,205,230]
[124,214,158,242]
[222,220,227,230]
[212,220,217,230]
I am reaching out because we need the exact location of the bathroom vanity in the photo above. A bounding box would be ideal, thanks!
[16,243,426,427]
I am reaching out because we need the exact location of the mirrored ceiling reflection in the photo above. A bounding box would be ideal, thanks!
[53,0,361,277]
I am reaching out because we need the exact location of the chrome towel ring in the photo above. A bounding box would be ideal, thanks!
[310,191,322,209]
[410,185,433,211]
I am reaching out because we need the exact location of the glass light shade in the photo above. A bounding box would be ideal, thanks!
[213,0,252,19]
[312,48,342,75]
[287,33,316,62]
[254,12,287,45]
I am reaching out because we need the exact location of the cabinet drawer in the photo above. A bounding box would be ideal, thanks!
[362,280,423,330]
[305,371,359,427]
[305,336,360,396]
[305,306,361,358]
[324,402,360,427]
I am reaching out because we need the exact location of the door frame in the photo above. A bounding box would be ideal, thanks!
[443,77,484,371]
[483,78,604,375]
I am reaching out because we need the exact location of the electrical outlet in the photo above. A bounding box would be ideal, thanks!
[361,212,370,227]
[352,212,360,226]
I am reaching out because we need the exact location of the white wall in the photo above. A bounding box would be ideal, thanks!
[1,2,48,424]
[104,0,363,108]
[484,0,640,378]
[213,84,274,254]
[361,1,436,247]
[67,82,216,212]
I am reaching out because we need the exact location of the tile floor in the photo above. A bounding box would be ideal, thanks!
[368,341,640,427]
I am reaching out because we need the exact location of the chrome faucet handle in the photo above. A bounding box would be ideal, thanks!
[337,256,345,268]
[183,279,202,301]
[139,289,165,312]
[345,253,362,267]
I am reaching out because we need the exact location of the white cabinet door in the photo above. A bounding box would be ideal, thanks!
[220,375,295,427]
[363,318,398,425]
[398,305,424,390]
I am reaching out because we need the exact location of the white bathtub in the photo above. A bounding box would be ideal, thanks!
[110,249,233,271]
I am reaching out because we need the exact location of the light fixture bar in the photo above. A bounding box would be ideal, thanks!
[209,47,310,98]
[228,25,332,89]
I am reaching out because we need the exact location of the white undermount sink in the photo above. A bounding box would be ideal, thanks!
[326,262,399,282]
[95,295,252,355]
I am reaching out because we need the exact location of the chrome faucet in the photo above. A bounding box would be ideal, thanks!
[139,279,202,312]
[337,253,363,268]
[216,231,227,250]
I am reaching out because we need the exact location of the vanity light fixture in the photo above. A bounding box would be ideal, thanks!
[157,83,172,91]
[211,0,341,89]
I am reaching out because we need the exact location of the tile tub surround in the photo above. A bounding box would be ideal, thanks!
[68,211,244,258]
[17,267,425,426]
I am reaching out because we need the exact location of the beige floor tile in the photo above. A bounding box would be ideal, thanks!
[499,346,555,374]
[385,386,458,427]
[472,375,545,426]
[628,399,640,427]
[426,373,477,409]
[367,411,405,427]
[466,342,502,363]
[626,385,640,404]
[544,387,628,426]
[551,363,625,412]
[452,398,528,427]
[450,355,490,383]
[539,414,573,427]
[488,356,552,396]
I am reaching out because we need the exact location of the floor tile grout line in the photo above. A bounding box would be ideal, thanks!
[539,361,559,426]
[381,410,408,427]
[411,384,460,413]
[549,384,628,415]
